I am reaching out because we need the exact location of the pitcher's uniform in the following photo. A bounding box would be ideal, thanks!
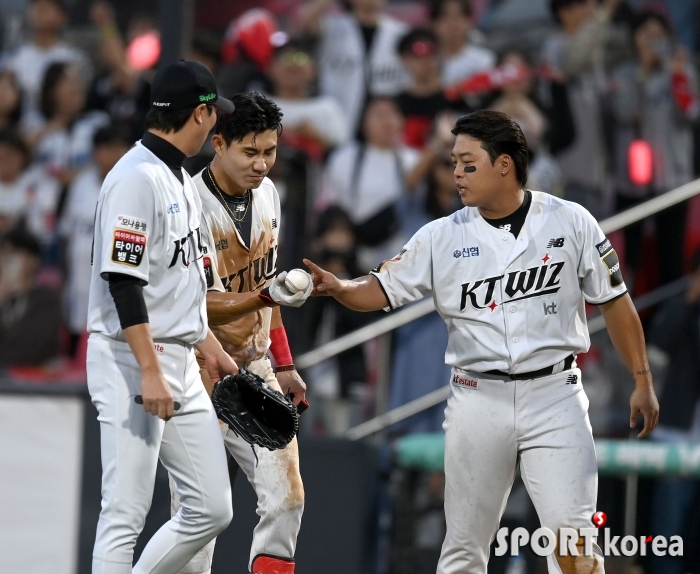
[170,173,304,573]
[87,140,232,574]
[371,191,625,573]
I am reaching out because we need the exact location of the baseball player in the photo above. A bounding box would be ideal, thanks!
[87,61,240,574]
[305,110,659,573]
[170,92,310,574]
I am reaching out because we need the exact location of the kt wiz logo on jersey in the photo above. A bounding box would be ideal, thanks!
[459,260,565,311]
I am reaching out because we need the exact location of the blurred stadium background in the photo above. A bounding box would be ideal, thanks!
[1,0,700,572]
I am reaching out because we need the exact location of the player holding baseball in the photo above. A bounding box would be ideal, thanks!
[305,110,659,573]
[170,92,311,574]
[87,61,239,574]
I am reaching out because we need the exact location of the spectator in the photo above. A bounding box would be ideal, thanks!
[396,28,453,149]
[268,39,350,159]
[34,61,109,185]
[0,225,61,368]
[430,0,496,89]
[647,248,700,574]
[0,71,23,132]
[5,0,91,113]
[401,111,459,234]
[0,130,61,244]
[304,206,376,435]
[490,50,563,196]
[59,124,130,353]
[541,0,628,218]
[85,1,150,143]
[320,96,421,270]
[218,8,277,96]
[609,10,698,286]
[189,30,223,80]
[303,0,410,134]
[388,141,460,435]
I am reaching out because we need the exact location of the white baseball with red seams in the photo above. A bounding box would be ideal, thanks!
[285,269,311,293]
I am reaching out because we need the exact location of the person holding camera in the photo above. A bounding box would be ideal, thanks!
[609,9,699,288]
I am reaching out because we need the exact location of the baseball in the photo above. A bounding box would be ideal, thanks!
[285,269,311,293]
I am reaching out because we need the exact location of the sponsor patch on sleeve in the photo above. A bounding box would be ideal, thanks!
[116,215,148,232]
[112,230,146,266]
[371,248,407,274]
[203,256,214,288]
[595,237,623,287]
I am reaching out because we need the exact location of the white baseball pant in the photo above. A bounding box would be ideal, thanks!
[171,357,304,573]
[87,333,233,574]
[437,367,604,574]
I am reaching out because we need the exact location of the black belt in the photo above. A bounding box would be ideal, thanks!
[484,354,575,380]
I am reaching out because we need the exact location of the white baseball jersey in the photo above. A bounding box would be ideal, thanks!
[87,141,208,344]
[194,173,280,364]
[61,165,102,332]
[371,191,626,374]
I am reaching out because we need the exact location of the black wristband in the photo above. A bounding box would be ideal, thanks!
[258,287,278,307]
[108,273,149,329]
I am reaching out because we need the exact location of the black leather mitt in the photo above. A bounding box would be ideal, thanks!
[211,369,299,450]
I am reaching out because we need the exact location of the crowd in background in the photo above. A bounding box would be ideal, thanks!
[0,0,698,436]
[0,1,699,572]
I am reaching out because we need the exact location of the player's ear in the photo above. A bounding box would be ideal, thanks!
[211,134,225,155]
[193,103,209,125]
[499,154,511,175]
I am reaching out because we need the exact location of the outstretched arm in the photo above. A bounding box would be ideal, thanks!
[304,259,389,311]
[206,291,267,326]
[600,293,659,438]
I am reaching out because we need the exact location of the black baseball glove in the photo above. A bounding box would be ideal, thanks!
[211,369,299,451]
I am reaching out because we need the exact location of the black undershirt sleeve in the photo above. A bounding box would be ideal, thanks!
[107,273,149,329]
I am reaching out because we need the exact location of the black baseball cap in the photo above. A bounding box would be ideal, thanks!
[150,60,235,114]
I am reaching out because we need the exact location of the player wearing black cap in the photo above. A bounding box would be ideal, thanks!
[86,61,239,574]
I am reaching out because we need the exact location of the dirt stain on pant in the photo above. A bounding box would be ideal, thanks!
[555,536,604,574]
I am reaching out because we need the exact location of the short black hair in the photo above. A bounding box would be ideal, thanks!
[40,61,70,120]
[2,225,42,259]
[191,30,223,66]
[93,124,133,148]
[0,71,23,125]
[451,110,529,187]
[430,0,472,21]
[30,0,67,11]
[549,0,587,21]
[216,92,283,145]
[144,105,213,134]
[272,38,314,60]
[398,28,439,56]
[631,9,672,37]
[0,129,30,162]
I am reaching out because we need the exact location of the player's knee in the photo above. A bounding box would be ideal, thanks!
[207,501,233,535]
[285,476,305,514]
[269,476,304,519]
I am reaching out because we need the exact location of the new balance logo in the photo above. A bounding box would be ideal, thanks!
[500,224,512,232]
[566,374,578,385]
[547,238,565,248]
